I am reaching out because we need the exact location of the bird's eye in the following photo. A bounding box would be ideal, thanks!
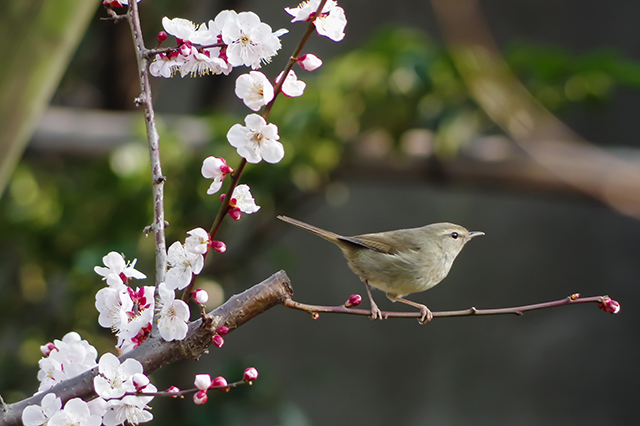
[450,232,459,239]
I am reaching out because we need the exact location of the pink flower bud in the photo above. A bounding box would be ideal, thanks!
[212,335,225,348]
[179,44,191,57]
[212,241,227,253]
[216,325,230,335]
[243,367,259,382]
[192,289,209,305]
[298,53,323,71]
[211,376,228,391]
[598,296,621,314]
[132,373,150,391]
[344,294,362,307]
[228,208,242,221]
[219,158,234,175]
[194,374,212,390]
[220,193,226,202]
[157,31,168,43]
[166,386,181,398]
[193,389,208,405]
[40,342,56,356]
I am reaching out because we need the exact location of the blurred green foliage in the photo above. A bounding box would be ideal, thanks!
[1,24,639,421]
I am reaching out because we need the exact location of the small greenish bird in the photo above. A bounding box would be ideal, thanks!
[278,215,484,323]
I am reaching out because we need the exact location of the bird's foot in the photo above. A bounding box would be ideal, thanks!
[369,301,384,320]
[417,306,433,324]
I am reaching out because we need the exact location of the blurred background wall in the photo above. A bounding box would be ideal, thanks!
[1,0,639,425]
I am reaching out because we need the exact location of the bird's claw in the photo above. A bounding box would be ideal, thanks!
[417,307,433,324]
[369,303,383,320]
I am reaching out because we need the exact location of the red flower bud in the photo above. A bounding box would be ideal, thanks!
[157,31,168,43]
[344,294,362,307]
[193,389,208,405]
[598,296,621,314]
[211,376,228,391]
[243,367,259,382]
[216,325,230,335]
[212,334,225,348]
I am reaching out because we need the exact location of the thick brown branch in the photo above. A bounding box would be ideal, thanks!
[0,271,292,426]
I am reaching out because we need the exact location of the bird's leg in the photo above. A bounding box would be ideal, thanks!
[364,280,383,320]
[395,297,433,324]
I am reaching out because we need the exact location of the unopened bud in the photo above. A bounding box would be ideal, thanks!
[157,31,168,43]
[193,389,208,405]
[212,334,225,348]
[298,53,322,71]
[192,289,209,305]
[179,44,191,57]
[212,241,226,253]
[211,376,228,391]
[166,386,181,398]
[40,342,56,356]
[194,374,212,390]
[344,294,362,307]
[243,367,259,382]
[598,296,621,314]
[228,208,242,221]
[216,325,230,335]
[132,373,150,391]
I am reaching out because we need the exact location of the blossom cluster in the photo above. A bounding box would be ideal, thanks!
[26,351,155,426]
[150,12,287,78]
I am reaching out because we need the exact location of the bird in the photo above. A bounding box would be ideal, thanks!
[277,215,484,323]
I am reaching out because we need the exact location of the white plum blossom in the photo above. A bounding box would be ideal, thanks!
[314,5,346,41]
[231,184,261,214]
[221,11,288,69]
[185,228,211,255]
[191,10,238,45]
[179,46,232,77]
[95,286,133,330]
[149,53,183,78]
[115,287,154,354]
[235,71,275,111]
[276,70,306,97]
[227,114,284,164]
[94,252,146,288]
[165,241,204,290]
[86,398,107,418]
[93,353,145,400]
[37,333,98,392]
[22,393,62,426]
[285,0,346,42]
[161,17,200,43]
[201,156,233,195]
[298,53,323,71]
[47,398,102,426]
[157,283,190,341]
[102,387,156,426]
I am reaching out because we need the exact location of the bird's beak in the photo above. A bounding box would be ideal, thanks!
[468,231,485,239]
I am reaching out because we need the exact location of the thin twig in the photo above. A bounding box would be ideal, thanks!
[125,1,167,333]
[283,294,612,321]
[180,1,328,302]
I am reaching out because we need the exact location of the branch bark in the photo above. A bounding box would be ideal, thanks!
[0,270,292,426]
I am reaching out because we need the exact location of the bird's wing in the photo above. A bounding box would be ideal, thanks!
[339,231,419,255]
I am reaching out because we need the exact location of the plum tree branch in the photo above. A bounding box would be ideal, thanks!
[0,270,292,426]
[283,293,617,321]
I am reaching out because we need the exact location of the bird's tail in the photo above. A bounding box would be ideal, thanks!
[277,215,342,244]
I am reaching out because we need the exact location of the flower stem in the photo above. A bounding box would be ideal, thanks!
[181,2,328,301]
